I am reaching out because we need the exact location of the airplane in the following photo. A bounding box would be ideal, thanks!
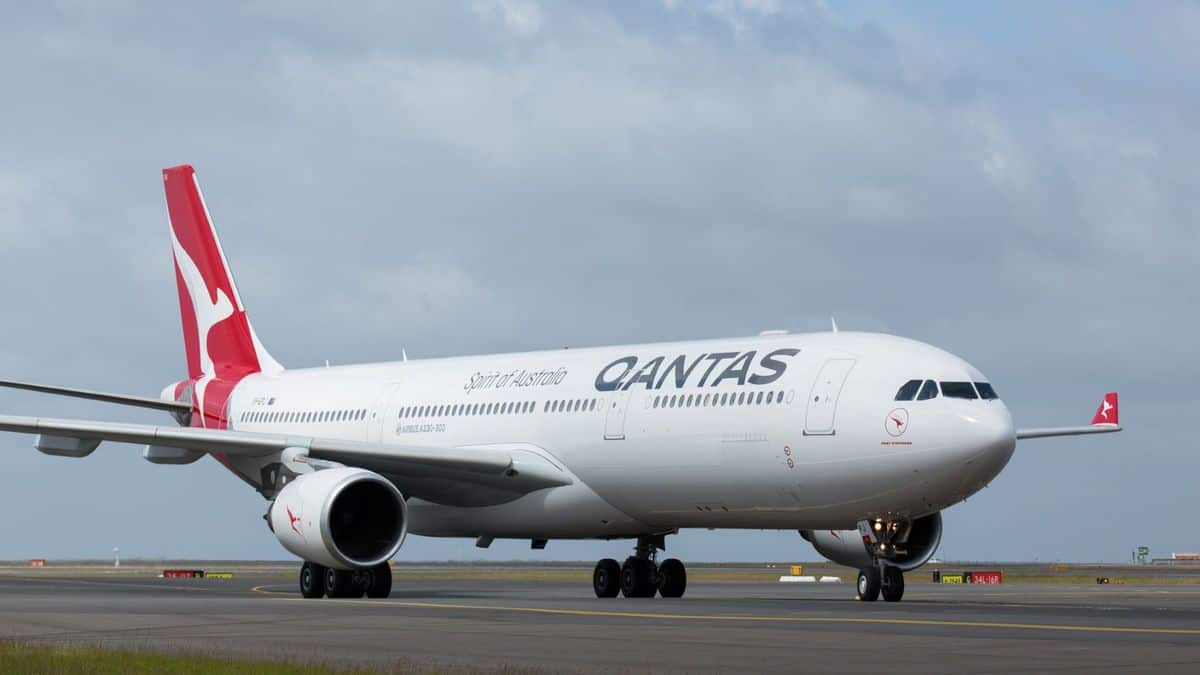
[0,165,1121,602]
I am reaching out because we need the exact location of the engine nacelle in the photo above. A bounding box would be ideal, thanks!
[801,512,942,571]
[268,467,407,570]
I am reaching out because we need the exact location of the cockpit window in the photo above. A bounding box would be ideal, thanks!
[975,382,999,400]
[916,380,938,400]
[894,379,922,401]
[940,381,978,399]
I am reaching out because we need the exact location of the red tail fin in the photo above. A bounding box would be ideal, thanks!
[1091,392,1118,426]
[163,165,282,380]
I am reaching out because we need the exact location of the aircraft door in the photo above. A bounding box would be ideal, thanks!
[804,358,856,435]
[604,388,631,440]
[369,383,405,443]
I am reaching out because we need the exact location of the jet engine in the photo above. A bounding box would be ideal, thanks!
[801,512,942,571]
[268,467,407,570]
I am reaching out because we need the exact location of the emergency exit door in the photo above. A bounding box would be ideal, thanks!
[804,358,855,435]
[604,389,631,440]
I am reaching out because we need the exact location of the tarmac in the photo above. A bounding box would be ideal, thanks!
[2,563,1200,673]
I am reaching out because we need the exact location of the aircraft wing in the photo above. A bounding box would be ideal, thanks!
[1016,392,1122,440]
[0,414,572,503]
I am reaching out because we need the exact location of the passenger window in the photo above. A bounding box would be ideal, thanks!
[894,379,922,401]
[975,382,999,400]
[917,380,939,400]
[940,382,978,399]
[766,391,774,404]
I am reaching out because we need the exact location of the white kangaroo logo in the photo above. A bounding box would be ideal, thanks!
[171,225,235,426]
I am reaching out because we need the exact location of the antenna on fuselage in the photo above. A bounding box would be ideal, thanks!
[402,349,408,363]
[831,316,839,333]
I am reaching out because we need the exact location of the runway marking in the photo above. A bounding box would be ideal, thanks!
[249,586,1200,637]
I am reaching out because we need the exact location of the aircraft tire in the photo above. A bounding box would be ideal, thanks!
[620,558,656,598]
[299,562,327,599]
[365,562,393,599]
[658,558,687,598]
[593,558,621,598]
[881,566,904,602]
[857,567,881,601]
[324,567,356,599]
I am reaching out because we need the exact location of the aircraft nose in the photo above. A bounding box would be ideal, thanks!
[957,402,1016,479]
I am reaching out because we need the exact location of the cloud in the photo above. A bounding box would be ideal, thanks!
[472,0,544,36]
[0,1,1195,562]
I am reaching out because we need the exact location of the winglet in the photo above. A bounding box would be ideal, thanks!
[1091,392,1119,426]
[1016,391,1123,440]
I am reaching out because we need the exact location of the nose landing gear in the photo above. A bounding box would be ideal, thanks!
[856,565,904,602]
[856,518,910,602]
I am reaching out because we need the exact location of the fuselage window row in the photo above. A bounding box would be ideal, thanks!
[650,389,787,410]
[240,409,368,424]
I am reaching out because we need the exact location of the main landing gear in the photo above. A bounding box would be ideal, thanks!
[299,561,392,599]
[593,535,687,599]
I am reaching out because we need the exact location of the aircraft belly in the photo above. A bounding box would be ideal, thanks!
[406,480,654,539]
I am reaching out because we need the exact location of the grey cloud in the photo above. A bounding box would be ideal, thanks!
[0,1,1195,562]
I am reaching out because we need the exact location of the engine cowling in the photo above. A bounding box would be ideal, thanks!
[269,467,407,570]
[801,512,942,571]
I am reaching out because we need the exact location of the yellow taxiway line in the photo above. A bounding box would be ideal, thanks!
[249,586,1200,636]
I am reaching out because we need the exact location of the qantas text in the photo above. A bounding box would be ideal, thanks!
[595,349,800,392]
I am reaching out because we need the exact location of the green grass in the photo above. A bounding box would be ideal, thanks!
[0,643,542,675]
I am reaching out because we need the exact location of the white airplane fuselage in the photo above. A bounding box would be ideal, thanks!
[222,330,1016,541]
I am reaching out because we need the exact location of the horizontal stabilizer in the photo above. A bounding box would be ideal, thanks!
[0,379,190,413]
[1017,392,1122,440]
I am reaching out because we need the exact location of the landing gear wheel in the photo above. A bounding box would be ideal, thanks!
[593,558,621,598]
[365,562,393,599]
[857,567,881,602]
[881,566,904,602]
[658,558,687,598]
[620,557,657,598]
[299,562,327,599]
[324,567,356,598]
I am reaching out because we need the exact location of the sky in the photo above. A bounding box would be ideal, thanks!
[0,1,1195,564]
